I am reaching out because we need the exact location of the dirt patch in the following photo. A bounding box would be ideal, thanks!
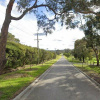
[0,69,18,75]
[0,64,35,75]
[4,73,31,80]
[79,68,100,84]
[87,73,100,84]
[24,68,38,71]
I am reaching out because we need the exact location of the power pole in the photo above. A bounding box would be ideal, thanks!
[34,33,42,64]
[55,48,57,58]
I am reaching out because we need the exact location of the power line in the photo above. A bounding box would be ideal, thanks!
[10,24,33,35]
[0,10,37,35]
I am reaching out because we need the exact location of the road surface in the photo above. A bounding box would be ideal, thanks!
[14,57,100,100]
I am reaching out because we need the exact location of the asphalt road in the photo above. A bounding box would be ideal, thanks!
[14,56,100,100]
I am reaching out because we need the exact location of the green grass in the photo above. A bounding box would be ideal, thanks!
[74,63,100,74]
[0,56,61,100]
[65,56,82,63]
[65,56,100,76]
[65,56,99,64]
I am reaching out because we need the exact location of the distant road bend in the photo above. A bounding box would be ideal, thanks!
[14,56,100,100]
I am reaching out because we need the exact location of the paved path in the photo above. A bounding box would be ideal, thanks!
[14,57,100,100]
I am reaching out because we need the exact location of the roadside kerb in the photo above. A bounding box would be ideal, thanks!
[13,59,60,100]
[70,62,100,89]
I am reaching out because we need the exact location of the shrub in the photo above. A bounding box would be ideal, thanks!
[5,42,56,69]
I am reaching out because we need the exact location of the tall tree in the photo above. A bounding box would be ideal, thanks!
[0,0,100,72]
[84,16,100,66]
[0,0,61,72]
[74,38,89,62]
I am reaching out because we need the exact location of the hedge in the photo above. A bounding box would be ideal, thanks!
[5,42,56,68]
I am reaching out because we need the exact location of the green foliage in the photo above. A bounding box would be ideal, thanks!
[74,63,100,74]
[0,33,20,43]
[84,16,100,48]
[83,16,100,66]
[5,42,56,69]
[65,56,82,63]
[16,0,58,34]
[0,56,60,100]
[7,33,20,43]
[74,38,93,62]
[64,49,73,54]
[56,50,63,55]
[63,53,70,58]
[63,49,73,58]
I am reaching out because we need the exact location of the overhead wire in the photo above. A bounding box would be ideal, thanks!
[0,10,38,36]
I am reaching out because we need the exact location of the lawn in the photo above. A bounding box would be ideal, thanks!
[73,63,100,74]
[66,56,99,64]
[65,56,100,84]
[0,56,61,100]
[66,56,82,63]
[65,56,100,74]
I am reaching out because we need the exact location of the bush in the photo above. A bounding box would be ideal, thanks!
[5,42,56,69]
[63,53,70,58]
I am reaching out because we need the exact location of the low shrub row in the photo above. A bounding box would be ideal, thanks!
[5,42,56,68]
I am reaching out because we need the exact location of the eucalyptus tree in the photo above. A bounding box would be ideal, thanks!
[0,0,100,72]
[0,0,60,72]
[74,38,89,62]
[83,16,100,66]
[0,0,75,71]
[60,0,100,29]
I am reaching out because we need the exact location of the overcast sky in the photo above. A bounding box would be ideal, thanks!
[0,0,85,50]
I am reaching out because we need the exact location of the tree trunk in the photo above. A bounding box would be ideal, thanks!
[93,48,99,66]
[0,0,15,74]
[0,17,11,73]
[79,57,81,61]
[96,53,99,66]
[83,56,85,63]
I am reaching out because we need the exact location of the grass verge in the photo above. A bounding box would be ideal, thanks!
[65,56,100,85]
[0,56,61,100]
[73,63,100,84]
[66,56,82,63]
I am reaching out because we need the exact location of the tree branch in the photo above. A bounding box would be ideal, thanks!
[11,0,38,20]
[35,4,58,15]
[11,0,100,21]
[11,2,59,20]
[7,0,15,14]
[74,8,97,15]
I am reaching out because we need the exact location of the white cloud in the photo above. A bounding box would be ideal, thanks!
[0,1,85,50]
[37,27,84,50]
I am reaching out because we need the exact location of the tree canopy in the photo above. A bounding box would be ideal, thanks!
[1,0,100,72]
[74,38,90,62]
[83,16,100,66]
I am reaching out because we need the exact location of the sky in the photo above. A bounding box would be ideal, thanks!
[0,0,85,50]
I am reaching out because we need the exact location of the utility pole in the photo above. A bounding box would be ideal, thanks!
[55,48,57,58]
[34,33,42,64]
